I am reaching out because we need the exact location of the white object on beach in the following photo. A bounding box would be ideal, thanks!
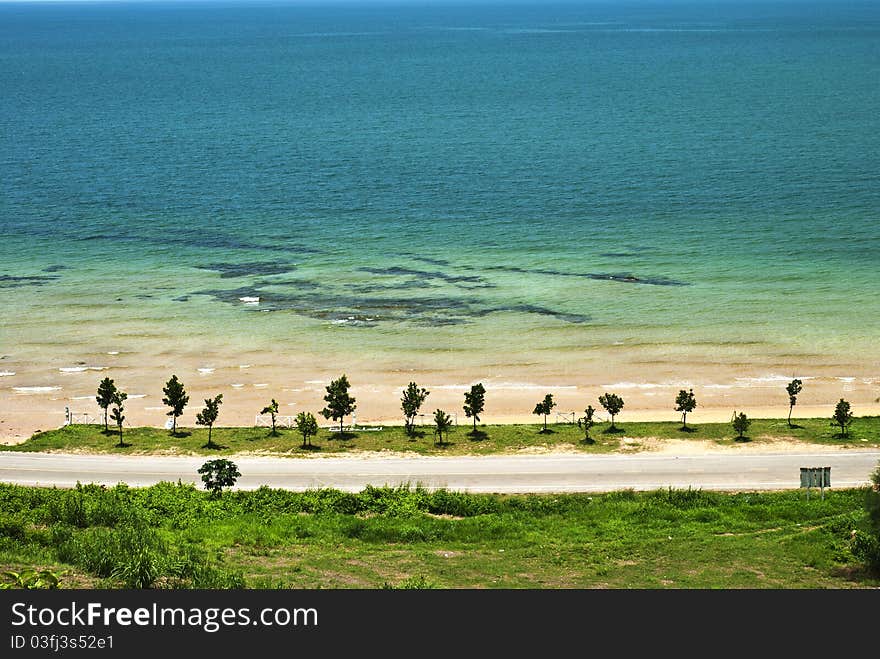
[0,371,15,377]
[198,368,215,375]
[239,296,260,304]
[231,383,244,388]
[13,386,61,394]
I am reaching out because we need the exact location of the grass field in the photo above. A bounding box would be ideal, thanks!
[1,482,878,589]
[5,416,879,456]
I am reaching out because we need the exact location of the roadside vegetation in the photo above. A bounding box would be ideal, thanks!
[6,416,880,457]
[1,482,878,589]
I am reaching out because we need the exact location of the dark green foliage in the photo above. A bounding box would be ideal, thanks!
[832,399,853,437]
[162,374,189,434]
[321,374,356,433]
[674,389,697,430]
[533,394,556,431]
[295,411,319,448]
[261,398,280,436]
[463,383,486,432]
[0,515,27,540]
[598,392,625,429]
[786,379,803,427]
[109,390,127,447]
[95,377,117,431]
[433,409,453,445]
[850,464,880,572]
[732,410,751,439]
[198,459,241,497]
[578,405,596,442]
[196,394,223,449]
[401,382,429,436]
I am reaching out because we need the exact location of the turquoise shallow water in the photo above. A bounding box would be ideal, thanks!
[1,1,879,403]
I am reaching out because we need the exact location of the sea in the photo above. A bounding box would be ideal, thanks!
[1,0,878,428]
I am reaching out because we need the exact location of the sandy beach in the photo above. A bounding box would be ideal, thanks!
[2,353,878,445]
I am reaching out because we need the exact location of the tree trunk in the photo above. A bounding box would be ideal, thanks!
[788,405,793,427]
[172,416,177,433]
[117,426,123,448]
[208,425,213,448]
[473,417,476,432]
[104,409,108,431]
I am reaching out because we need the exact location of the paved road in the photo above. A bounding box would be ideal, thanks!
[1,450,878,493]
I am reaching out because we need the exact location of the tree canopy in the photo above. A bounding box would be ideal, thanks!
[96,377,117,432]
[674,389,697,430]
[463,383,486,432]
[533,394,556,432]
[598,393,625,430]
[401,382,429,436]
[196,394,223,449]
[162,374,189,434]
[321,374,356,433]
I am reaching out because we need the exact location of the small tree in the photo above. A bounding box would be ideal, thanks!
[109,390,127,448]
[598,393,625,430]
[732,410,751,440]
[578,405,596,442]
[198,459,240,498]
[196,394,223,449]
[401,382,429,436]
[533,394,556,432]
[675,388,697,430]
[321,374,356,434]
[295,411,319,448]
[433,409,453,446]
[463,383,486,433]
[261,398,280,436]
[786,379,803,428]
[162,374,189,434]
[96,377,117,431]
[832,398,853,437]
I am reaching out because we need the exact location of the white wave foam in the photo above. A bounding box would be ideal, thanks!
[239,296,260,304]
[13,386,61,394]
[734,374,815,386]
[490,382,578,391]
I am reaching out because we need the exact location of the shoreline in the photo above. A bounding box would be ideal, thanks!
[2,358,878,446]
